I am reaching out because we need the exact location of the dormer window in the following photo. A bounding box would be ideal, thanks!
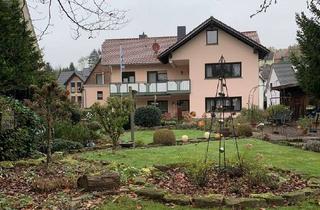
[96,73,104,85]
[206,29,218,45]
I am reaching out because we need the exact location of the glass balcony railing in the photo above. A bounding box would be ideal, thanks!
[110,80,190,95]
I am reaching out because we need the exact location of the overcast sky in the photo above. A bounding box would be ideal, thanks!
[29,0,308,69]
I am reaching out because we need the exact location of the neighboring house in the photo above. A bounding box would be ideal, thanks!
[274,49,290,64]
[265,63,284,107]
[82,16,269,117]
[259,52,274,67]
[83,61,111,108]
[57,68,92,108]
[258,73,265,110]
[270,63,307,119]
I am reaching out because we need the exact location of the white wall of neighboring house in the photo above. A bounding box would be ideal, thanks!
[265,68,280,107]
[258,77,264,110]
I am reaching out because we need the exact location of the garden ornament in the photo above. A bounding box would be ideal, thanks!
[181,135,189,143]
[203,55,241,170]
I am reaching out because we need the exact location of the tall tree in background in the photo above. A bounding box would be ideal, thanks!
[0,0,43,99]
[88,49,100,67]
[69,62,76,72]
[44,62,54,72]
[291,2,320,99]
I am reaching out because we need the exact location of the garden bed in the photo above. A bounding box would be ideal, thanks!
[149,165,307,197]
[132,164,320,208]
[0,157,118,209]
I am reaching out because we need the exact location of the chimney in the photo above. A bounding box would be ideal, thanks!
[139,32,148,39]
[177,26,186,41]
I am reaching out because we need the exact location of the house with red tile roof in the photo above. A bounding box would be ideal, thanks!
[82,16,269,117]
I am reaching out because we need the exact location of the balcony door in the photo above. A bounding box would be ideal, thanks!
[122,72,135,83]
[147,71,167,83]
[147,71,157,83]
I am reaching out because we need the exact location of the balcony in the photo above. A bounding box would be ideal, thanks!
[110,80,191,95]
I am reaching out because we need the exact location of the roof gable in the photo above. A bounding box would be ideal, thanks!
[83,58,104,84]
[57,71,74,85]
[158,16,269,63]
[64,73,84,86]
[57,68,93,86]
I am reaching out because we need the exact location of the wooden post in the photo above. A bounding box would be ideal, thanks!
[129,87,135,147]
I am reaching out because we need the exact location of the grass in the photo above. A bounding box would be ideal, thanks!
[120,129,205,144]
[82,139,320,177]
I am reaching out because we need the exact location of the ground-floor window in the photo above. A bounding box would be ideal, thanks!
[177,100,190,112]
[148,100,168,113]
[71,96,76,103]
[205,96,242,112]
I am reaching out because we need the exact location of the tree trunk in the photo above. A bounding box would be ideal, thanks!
[46,116,52,165]
[112,137,119,153]
[77,172,120,192]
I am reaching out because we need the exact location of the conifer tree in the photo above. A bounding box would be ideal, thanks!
[0,0,43,99]
[69,62,76,72]
[291,3,320,99]
[88,49,100,67]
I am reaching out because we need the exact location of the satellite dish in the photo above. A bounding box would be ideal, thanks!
[152,42,160,53]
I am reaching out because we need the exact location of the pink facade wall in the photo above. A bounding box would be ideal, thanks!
[171,30,260,117]
[83,85,110,108]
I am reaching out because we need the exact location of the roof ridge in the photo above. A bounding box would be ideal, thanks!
[103,36,177,42]
[242,30,257,33]
[103,32,255,42]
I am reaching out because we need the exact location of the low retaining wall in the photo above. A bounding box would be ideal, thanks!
[132,177,320,208]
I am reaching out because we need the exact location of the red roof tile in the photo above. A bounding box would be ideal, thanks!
[241,31,260,44]
[101,31,261,65]
[102,36,177,65]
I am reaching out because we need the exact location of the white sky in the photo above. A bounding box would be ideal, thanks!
[28,0,309,69]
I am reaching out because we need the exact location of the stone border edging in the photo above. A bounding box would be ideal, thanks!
[131,177,320,208]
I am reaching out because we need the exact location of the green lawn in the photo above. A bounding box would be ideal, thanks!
[120,129,205,144]
[82,139,320,177]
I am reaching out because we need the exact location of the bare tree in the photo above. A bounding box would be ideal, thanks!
[25,0,128,40]
[251,0,320,18]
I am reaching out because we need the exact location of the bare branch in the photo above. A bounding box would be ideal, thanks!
[251,0,320,18]
[38,0,52,40]
[27,0,128,40]
[250,0,277,18]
